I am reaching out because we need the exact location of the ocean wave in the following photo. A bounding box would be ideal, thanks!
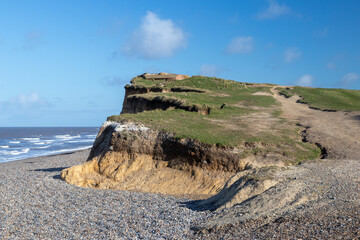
[0,145,9,149]
[54,134,81,140]
[86,134,97,138]
[35,145,51,149]
[47,145,92,155]
[21,137,40,141]
[9,141,20,144]
[34,142,46,145]
[68,139,94,143]
[7,148,30,155]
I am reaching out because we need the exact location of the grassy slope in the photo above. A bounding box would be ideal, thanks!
[277,86,360,111]
[109,76,321,164]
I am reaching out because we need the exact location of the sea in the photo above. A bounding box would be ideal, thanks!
[0,127,99,163]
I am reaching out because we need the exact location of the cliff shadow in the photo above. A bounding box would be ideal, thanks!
[179,199,212,212]
[31,167,68,180]
[32,167,68,172]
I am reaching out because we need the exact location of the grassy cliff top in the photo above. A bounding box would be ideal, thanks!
[277,86,360,111]
[109,76,359,164]
[109,76,342,164]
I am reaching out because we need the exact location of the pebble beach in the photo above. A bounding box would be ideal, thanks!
[0,150,210,239]
[1,149,359,239]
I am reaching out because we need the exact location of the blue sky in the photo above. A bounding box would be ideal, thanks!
[0,0,359,126]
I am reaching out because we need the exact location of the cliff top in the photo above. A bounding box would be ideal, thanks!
[109,75,359,164]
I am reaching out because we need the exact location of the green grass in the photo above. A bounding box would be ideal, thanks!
[278,86,360,111]
[131,76,276,110]
[108,76,321,163]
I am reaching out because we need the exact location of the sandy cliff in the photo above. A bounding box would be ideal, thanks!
[61,121,239,198]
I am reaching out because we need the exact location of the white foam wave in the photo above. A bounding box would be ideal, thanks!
[0,145,9,149]
[68,140,94,143]
[34,142,46,145]
[86,134,97,138]
[48,145,92,155]
[54,134,81,140]
[21,137,40,141]
[8,148,30,155]
[9,141,20,144]
[35,145,50,149]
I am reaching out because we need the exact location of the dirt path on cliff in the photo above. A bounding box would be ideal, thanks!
[271,87,360,159]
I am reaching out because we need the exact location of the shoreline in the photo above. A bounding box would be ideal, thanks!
[0,147,92,165]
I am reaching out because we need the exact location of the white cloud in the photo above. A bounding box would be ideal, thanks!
[100,76,124,86]
[313,27,328,38]
[226,36,253,54]
[257,0,291,20]
[11,93,49,108]
[0,93,48,111]
[296,74,313,87]
[284,47,302,63]
[326,63,336,70]
[99,18,122,36]
[340,73,359,86]
[123,11,186,59]
[23,31,45,50]
[200,64,222,77]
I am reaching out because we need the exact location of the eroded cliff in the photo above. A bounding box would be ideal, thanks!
[61,74,321,203]
[61,121,237,198]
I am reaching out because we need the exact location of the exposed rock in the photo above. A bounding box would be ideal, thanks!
[61,121,284,198]
[121,85,207,114]
[139,72,189,81]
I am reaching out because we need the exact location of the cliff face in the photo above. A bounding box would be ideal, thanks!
[121,85,208,114]
[61,121,239,198]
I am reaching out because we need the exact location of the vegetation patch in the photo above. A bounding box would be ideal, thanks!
[277,86,360,111]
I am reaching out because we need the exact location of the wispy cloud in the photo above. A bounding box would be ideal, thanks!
[313,27,328,38]
[284,47,302,63]
[257,0,291,20]
[226,36,254,54]
[326,63,336,70]
[200,64,222,77]
[98,18,122,36]
[23,31,45,50]
[12,93,49,108]
[100,76,124,86]
[0,93,50,111]
[296,74,313,87]
[122,11,186,59]
[339,73,359,87]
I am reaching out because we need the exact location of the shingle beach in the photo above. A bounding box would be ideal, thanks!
[1,149,359,239]
[0,150,210,239]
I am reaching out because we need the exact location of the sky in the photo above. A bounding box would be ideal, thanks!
[0,0,359,127]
